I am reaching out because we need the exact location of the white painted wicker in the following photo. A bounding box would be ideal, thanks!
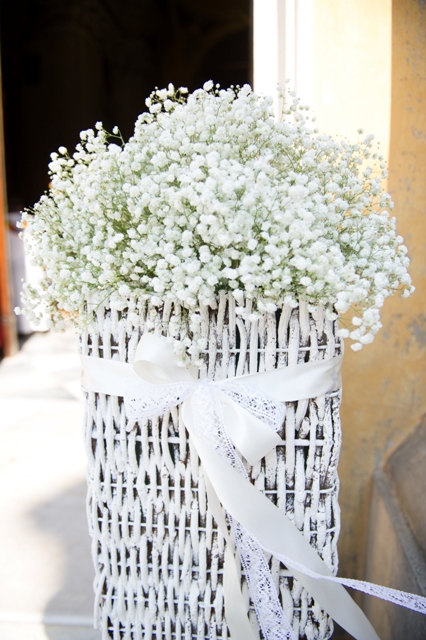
[80,293,342,640]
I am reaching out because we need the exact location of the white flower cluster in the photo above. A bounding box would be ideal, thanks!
[19,81,413,352]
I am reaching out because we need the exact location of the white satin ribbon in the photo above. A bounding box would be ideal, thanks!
[81,334,426,640]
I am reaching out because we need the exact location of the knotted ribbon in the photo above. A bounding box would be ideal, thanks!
[81,334,426,640]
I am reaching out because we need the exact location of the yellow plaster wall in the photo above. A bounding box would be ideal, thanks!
[310,0,426,586]
[311,0,392,159]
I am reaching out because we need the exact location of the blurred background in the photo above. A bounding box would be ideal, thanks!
[0,1,425,639]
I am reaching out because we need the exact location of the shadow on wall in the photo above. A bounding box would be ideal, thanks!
[363,417,426,639]
[29,480,99,639]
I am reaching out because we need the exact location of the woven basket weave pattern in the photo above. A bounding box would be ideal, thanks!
[80,294,342,639]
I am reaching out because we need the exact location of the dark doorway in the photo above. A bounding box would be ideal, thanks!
[0,0,251,210]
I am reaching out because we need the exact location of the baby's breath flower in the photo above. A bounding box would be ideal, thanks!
[19,82,412,358]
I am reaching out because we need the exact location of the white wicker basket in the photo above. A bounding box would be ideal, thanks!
[80,293,342,640]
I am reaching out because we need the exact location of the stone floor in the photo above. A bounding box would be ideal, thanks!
[0,329,100,639]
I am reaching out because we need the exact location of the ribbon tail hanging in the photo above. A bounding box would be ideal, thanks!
[187,388,296,640]
[204,474,262,640]
[182,395,381,640]
[224,547,262,640]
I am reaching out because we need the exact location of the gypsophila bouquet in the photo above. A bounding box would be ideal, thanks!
[18,80,413,358]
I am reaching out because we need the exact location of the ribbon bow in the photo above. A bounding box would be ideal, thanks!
[81,334,426,640]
